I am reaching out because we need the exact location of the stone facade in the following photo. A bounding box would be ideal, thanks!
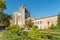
[32,16,58,29]
[11,4,30,28]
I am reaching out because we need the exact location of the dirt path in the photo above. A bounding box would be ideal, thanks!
[0,31,2,40]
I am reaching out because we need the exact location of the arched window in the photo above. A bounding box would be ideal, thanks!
[38,21,39,24]
[40,21,42,24]
[48,21,49,25]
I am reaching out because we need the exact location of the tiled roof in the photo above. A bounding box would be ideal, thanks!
[33,15,57,20]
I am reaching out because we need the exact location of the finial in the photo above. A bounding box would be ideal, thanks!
[21,4,25,9]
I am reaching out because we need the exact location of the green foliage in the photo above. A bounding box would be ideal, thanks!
[51,34,60,40]
[28,28,41,39]
[1,30,21,40]
[50,13,60,30]
[1,30,31,40]
[1,25,36,40]
[57,13,60,29]
[0,0,6,12]
[24,19,34,28]
[1,25,25,40]
[0,13,12,26]
[1,24,41,40]
[41,33,48,39]
[50,24,58,30]
[32,25,38,29]
[0,0,11,26]
[1,25,60,40]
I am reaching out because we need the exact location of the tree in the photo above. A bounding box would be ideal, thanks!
[28,27,41,39]
[0,0,6,12]
[4,14,12,26]
[24,19,34,28]
[50,24,58,30]
[0,13,12,26]
[32,25,38,29]
[57,13,60,29]
[0,0,11,26]
[0,0,9,26]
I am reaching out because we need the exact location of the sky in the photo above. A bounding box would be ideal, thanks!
[4,0,60,18]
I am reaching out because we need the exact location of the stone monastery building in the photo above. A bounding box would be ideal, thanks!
[11,4,58,29]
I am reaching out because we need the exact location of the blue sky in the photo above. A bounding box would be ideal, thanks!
[4,0,60,18]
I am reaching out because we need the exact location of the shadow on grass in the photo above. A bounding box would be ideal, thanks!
[0,26,8,31]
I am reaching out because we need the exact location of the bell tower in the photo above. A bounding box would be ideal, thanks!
[12,4,30,28]
[19,4,30,27]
